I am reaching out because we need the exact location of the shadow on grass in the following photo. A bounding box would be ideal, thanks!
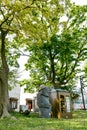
[73,110,87,119]
[0,110,87,130]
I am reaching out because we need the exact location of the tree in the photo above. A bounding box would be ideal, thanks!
[0,0,36,118]
[21,1,87,91]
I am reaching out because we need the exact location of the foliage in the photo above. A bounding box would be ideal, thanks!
[20,2,87,91]
[83,60,87,82]
[0,0,87,92]
[8,69,20,90]
[0,0,39,117]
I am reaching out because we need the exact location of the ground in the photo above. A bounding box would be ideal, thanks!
[0,110,87,130]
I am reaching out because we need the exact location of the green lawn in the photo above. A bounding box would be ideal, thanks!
[0,110,87,130]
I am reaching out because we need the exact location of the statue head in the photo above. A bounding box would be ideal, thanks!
[39,84,46,91]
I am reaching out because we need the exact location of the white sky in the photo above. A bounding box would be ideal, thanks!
[71,0,87,5]
[18,56,29,80]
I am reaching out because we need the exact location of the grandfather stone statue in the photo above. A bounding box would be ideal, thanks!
[37,85,51,118]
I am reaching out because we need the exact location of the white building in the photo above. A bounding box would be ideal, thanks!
[73,89,87,110]
[9,86,38,112]
[9,85,21,112]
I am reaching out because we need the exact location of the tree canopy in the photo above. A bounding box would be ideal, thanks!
[20,1,87,92]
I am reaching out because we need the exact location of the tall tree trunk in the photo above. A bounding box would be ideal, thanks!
[49,49,56,87]
[0,30,10,118]
[0,79,3,117]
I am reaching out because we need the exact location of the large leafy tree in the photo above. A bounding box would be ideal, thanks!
[0,0,36,118]
[20,1,87,91]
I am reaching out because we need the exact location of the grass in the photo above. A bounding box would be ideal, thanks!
[0,110,87,130]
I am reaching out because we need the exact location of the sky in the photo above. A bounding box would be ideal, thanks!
[18,56,29,80]
[71,0,87,5]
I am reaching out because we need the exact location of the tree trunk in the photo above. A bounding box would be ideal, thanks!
[0,80,3,117]
[0,70,10,118]
[49,49,56,87]
[0,30,10,118]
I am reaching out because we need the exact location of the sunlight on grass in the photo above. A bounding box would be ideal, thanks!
[0,111,87,130]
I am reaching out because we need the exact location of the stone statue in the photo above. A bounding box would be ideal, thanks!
[37,85,51,118]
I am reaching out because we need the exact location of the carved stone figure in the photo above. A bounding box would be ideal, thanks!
[37,85,51,118]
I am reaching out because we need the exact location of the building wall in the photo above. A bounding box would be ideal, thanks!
[74,92,87,110]
[9,86,38,112]
[20,86,38,112]
[9,86,21,111]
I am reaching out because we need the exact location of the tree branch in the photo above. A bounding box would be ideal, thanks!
[23,0,35,10]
